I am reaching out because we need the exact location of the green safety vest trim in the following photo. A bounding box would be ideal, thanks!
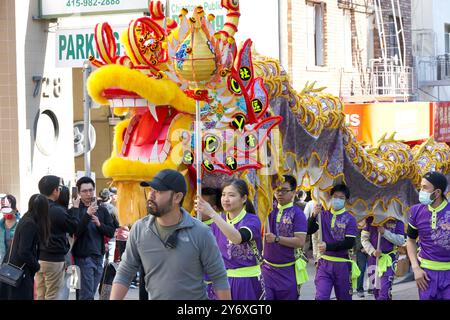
[203,219,214,226]
[276,202,294,223]
[226,208,247,225]
[330,208,346,228]
[321,255,361,289]
[420,258,450,271]
[428,200,448,230]
[377,250,396,277]
[264,258,309,285]
[226,265,261,278]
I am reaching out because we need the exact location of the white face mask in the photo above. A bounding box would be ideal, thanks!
[331,198,345,211]
[419,190,436,205]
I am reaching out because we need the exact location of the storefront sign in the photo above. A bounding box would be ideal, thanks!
[168,0,226,30]
[40,0,148,18]
[434,101,450,142]
[344,102,433,146]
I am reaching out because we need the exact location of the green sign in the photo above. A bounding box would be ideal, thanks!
[56,26,126,68]
[168,0,226,31]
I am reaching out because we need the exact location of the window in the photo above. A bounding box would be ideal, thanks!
[445,24,450,54]
[342,10,353,68]
[387,16,404,64]
[306,2,325,66]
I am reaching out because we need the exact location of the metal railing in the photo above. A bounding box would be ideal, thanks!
[367,59,413,99]
[416,54,450,84]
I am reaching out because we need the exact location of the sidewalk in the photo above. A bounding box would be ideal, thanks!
[299,260,418,300]
[68,260,418,300]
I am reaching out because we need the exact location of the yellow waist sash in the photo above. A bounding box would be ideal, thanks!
[377,250,397,277]
[321,255,361,289]
[226,265,261,278]
[264,258,309,285]
[419,258,450,271]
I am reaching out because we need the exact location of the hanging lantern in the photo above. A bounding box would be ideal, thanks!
[173,8,218,84]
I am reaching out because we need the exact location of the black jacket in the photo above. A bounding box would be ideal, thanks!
[71,202,115,258]
[0,214,40,300]
[3,214,40,273]
[39,200,79,262]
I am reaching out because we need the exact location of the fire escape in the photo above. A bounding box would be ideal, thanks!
[369,0,412,101]
[340,0,413,103]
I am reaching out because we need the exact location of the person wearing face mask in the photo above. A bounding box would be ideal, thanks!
[0,195,20,263]
[111,169,230,300]
[195,179,264,300]
[407,171,450,300]
[307,184,359,300]
[361,216,405,300]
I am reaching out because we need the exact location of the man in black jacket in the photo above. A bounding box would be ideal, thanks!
[71,176,115,300]
[36,175,79,300]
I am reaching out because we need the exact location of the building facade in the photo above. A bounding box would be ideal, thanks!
[280,0,413,102]
[413,0,450,101]
[1,0,75,210]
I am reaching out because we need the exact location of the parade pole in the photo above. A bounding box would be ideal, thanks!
[374,232,382,289]
[82,60,92,178]
[195,98,203,220]
[314,188,323,243]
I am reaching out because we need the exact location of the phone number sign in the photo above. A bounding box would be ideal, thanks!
[39,0,149,18]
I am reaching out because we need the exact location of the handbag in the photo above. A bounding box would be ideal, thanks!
[0,234,25,287]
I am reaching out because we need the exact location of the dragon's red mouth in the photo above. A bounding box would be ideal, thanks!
[103,88,180,163]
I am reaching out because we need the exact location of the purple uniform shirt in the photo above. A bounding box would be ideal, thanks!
[263,204,307,264]
[409,203,450,262]
[211,212,262,269]
[365,217,405,252]
[321,210,357,258]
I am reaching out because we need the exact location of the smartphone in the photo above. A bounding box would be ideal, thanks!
[71,187,78,200]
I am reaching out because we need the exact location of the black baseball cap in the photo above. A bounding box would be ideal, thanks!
[109,187,117,194]
[423,171,448,194]
[140,169,187,194]
[100,188,111,200]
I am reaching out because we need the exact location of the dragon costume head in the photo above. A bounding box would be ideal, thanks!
[87,0,450,227]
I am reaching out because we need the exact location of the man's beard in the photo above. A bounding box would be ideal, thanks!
[147,194,173,217]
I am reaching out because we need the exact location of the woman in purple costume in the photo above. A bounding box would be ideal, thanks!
[196,179,264,300]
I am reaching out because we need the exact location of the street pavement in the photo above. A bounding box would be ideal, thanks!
[69,260,419,300]
[298,260,418,300]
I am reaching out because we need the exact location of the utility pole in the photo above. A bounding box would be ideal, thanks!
[82,60,92,177]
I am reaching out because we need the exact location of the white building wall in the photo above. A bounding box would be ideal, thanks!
[413,0,450,101]
[15,0,75,211]
[285,0,372,97]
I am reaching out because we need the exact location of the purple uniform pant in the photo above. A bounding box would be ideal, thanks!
[418,268,450,300]
[261,263,299,300]
[228,276,265,300]
[315,259,352,300]
[367,255,395,300]
[206,283,216,300]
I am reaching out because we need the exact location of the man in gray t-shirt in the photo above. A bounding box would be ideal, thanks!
[110,169,231,300]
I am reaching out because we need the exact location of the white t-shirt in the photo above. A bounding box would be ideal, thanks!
[304,200,316,219]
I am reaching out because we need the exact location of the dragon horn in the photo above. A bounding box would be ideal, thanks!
[215,0,240,42]
[149,1,165,23]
